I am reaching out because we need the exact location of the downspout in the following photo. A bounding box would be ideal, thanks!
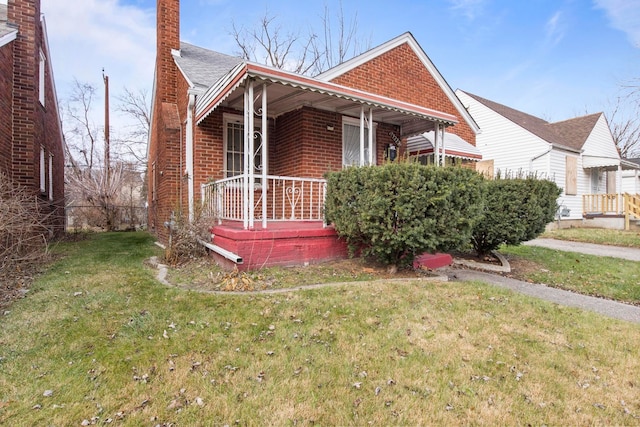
[186,92,196,221]
[530,145,552,174]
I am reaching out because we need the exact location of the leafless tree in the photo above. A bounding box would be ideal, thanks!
[605,79,640,159]
[63,81,149,231]
[64,79,100,171]
[114,87,151,165]
[230,2,371,76]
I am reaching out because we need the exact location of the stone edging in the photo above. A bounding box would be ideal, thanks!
[146,256,449,295]
[452,250,511,273]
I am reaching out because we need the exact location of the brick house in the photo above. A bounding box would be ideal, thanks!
[0,0,65,234]
[148,0,480,269]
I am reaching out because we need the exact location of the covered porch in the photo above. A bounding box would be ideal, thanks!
[581,159,640,230]
[193,63,460,268]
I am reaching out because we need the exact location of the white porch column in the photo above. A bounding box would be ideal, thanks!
[360,106,365,166]
[248,80,255,229]
[368,108,374,165]
[440,124,446,166]
[261,83,268,229]
[433,123,440,166]
[243,84,250,229]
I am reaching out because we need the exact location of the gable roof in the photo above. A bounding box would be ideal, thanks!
[0,3,18,48]
[460,90,601,152]
[174,42,243,91]
[549,113,602,151]
[194,60,459,129]
[317,32,480,134]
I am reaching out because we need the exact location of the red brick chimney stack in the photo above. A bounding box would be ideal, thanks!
[156,0,179,104]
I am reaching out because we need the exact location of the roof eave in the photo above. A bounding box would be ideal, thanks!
[196,61,458,126]
[0,28,17,48]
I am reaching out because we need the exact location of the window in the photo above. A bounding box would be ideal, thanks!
[223,114,262,177]
[48,153,53,200]
[565,156,577,195]
[39,50,46,106]
[151,161,157,201]
[39,146,46,193]
[342,117,376,167]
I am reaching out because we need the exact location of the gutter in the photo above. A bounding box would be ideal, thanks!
[186,92,196,221]
[198,239,243,264]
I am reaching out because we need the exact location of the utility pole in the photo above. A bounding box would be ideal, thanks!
[103,69,110,184]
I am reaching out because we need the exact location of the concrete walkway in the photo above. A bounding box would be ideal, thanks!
[447,239,640,324]
[447,268,640,324]
[524,238,640,261]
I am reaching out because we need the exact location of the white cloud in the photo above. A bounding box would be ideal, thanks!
[41,0,156,158]
[594,0,640,47]
[545,11,565,46]
[42,0,155,97]
[448,0,486,21]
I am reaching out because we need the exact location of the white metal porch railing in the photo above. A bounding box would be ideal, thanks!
[201,175,327,225]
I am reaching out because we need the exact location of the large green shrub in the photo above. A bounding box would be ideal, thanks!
[325,163,485,267]
[471,177,561,256]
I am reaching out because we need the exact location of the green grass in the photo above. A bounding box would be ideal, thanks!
[1,232,640,425]
[542,228,640,248]
[502,244,640,304]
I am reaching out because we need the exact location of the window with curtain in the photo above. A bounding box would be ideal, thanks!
[342,118,376,167]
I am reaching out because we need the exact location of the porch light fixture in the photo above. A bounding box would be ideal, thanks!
[326,125,334,131]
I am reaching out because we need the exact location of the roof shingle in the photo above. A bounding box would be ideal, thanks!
[462,91,602,151]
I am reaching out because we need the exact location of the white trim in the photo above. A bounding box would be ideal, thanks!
[0,29,17,48]
[186,93,195,221]
[38,49,46,106]
[39,146,46,193]
[317,32,480,135]
[48,153,53,200]
[342,115,377,167]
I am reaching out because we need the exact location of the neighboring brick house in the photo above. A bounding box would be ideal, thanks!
[149,0,480,269]
[0,0,65,234]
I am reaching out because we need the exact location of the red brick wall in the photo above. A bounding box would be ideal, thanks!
[329,42,476,145]
[0,43,13,175]
[7,0,65,234]
[148,0,182,241]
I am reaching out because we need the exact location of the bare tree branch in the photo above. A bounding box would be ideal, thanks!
[230,3,369,75]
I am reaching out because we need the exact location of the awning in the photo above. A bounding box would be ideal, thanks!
[406,131,482,160]
[582,155,620,170]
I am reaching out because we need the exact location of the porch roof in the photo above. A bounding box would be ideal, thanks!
[406,131,482,160]
[582,155,620,170]
[195,62,459,136]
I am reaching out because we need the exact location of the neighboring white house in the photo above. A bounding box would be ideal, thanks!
[456,90,640,224]
[622,158,640,194]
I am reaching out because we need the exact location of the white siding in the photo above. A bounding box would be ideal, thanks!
[622,170,640,194]
[581,114,621,160]
[456,91,551,178]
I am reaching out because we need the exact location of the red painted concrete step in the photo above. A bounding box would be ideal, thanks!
[413,252,453,270]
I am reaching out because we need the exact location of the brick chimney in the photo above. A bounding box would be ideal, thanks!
[156,0,179,104]
[7,0,42,188]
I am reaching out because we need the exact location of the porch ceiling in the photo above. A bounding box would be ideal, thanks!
[195,62,458,136]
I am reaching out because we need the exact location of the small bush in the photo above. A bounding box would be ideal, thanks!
[164,207,215,266]
[471,177,561,256]
[325,163,485,268]
[0,173,52,305]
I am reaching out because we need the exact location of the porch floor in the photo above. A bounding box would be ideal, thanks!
[208,220,453,271]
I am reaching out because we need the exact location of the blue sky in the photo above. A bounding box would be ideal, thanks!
[37,0,639,130]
